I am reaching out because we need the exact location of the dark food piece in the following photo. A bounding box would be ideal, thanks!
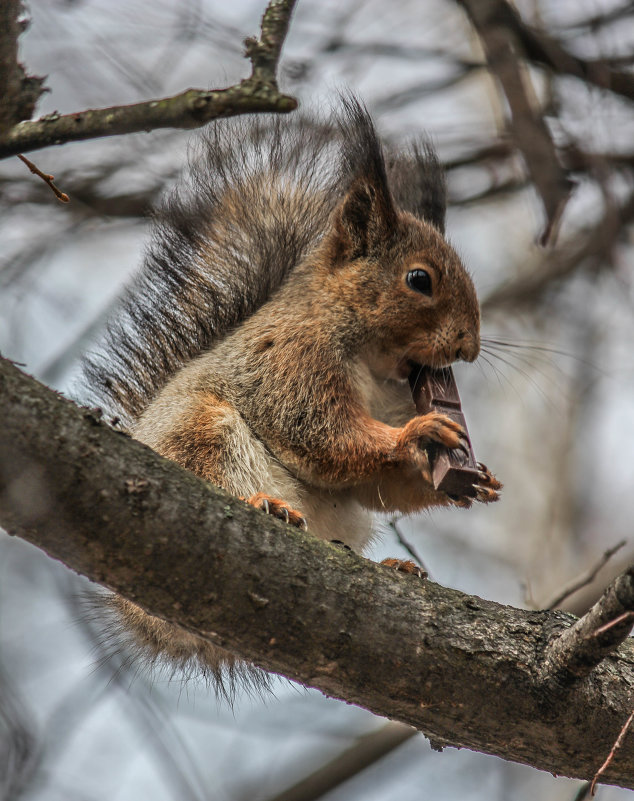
[409,365,480,497]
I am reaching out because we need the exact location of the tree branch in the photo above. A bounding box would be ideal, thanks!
[543,540,627,611]
[1,356,634,791]
[0,0,297,160]
[456,0,573,244]
[501,4,634,104]
[542,568,634,685]
[0,0,46,137]
[268,722,417,801]
[482,190,634,312]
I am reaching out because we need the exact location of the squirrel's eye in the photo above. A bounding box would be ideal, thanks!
[406,269,432,296]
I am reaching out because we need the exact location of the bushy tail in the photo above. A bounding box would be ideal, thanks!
[80,99,446,427]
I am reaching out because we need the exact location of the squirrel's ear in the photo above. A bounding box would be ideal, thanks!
[329,179,397,263]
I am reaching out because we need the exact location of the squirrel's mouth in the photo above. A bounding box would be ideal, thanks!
[395,358,420,380]
[393,353,454,381]
[403,355,453,377]
[405,359,421,377]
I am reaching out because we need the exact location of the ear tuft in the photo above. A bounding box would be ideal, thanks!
[325,95,398,263]
[385,141,447,233]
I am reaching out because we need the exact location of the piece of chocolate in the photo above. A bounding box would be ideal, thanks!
[408,366,480,497]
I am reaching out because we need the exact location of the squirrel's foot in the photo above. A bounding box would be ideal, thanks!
[397,412,468,467]
[447,462,502,508]
[381,558,428,579]
[246,493,308,530]
[473,462,502,503]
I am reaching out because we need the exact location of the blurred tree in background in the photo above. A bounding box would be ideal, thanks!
[1,0,633,799]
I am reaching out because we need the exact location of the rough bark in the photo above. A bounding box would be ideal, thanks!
[1,356,634,790]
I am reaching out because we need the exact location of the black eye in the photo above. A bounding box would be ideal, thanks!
[406,268,432,296]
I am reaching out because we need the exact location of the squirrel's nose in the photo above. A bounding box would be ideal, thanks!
[455,329,480,362]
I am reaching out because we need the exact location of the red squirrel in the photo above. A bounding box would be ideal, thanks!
[82,97,501,697]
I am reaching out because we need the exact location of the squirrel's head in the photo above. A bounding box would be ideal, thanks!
[322,169,480,381]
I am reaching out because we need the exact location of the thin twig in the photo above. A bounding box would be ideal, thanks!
[17,153,69,202]
[0,0,298,160]
[503,5,634,104]
[591,709,634,795]
[544,540,627,610]
[593,612,634,638]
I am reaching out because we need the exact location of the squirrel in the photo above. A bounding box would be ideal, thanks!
[81,97,501,699]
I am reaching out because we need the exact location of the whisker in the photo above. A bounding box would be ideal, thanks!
[482,339,576,387]
[478,351,512,392]
[480,346,560,407]
[481,336,602,373]
[483,342,562,374]
[481,337,573,356]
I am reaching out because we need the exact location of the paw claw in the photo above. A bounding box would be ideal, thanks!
[246,493,307,529]
[472,484,491,502]
[447,493,472,509]
[475,465,503,495]
[381,557,427,579]
[471,467,502,503]
[398,413,471,463]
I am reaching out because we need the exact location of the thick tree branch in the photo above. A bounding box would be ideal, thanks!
[0,0,297,160]
[2,356,634,790]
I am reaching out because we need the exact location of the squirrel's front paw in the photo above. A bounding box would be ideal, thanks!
[473,462,502,503]
[246,493,308,530]
[447,462,502,508]
[396,412,468,468]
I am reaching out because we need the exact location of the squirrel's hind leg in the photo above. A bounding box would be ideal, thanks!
[136,389,305,513]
